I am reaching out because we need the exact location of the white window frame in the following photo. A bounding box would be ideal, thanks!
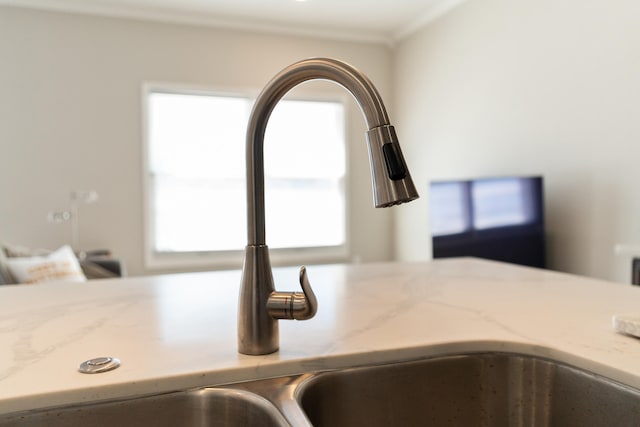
[142,82,351,270]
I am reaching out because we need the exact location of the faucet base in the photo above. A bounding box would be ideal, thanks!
[238,245,279,355]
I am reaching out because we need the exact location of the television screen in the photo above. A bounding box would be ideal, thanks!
[430,176,545,268]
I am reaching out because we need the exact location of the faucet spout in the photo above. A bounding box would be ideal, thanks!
[238,57,419,355]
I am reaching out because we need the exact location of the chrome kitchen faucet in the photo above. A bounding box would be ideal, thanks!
[238,57,419,355]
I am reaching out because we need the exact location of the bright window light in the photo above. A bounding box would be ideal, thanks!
[146,90,346,258]
[429,181,470,236]
[472,178,535,229]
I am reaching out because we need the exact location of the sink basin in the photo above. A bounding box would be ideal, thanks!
[3,352,639,427]
[297,353,640,427]
[0,388,290,427]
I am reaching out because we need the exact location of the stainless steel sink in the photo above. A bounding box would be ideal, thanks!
[296,353,640,427]
[0,387,290,427]
[2,353,639,427]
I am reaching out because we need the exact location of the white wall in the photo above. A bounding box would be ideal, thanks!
[6,2,638,283]
[393,0,640,283]
[0,7,393,275]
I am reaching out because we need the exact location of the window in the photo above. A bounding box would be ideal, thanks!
[144,87,347,269]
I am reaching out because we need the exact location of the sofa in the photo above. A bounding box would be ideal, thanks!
[0,244,125,285]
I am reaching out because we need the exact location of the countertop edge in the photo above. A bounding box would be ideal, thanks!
[2,338,637,415]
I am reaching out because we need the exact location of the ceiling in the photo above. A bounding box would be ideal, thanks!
[1,0,465,45]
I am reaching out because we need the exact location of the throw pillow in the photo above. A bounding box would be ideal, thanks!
[5,245,87,284]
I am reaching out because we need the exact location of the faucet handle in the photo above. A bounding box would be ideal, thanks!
[267,266,318,321]
[297,266,318,320]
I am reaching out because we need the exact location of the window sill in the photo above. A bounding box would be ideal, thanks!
[145,245,349,272]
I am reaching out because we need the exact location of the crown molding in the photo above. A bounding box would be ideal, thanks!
[1,0,466,47]
[393,0,468,43]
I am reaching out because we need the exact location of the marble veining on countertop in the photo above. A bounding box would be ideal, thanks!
[1,258,640,414]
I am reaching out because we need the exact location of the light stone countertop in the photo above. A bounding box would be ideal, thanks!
[1,258,640,414]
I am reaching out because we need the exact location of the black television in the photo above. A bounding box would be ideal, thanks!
[430,176,545,268]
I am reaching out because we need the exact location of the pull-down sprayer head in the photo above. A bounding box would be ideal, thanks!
[366,124,418,208]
